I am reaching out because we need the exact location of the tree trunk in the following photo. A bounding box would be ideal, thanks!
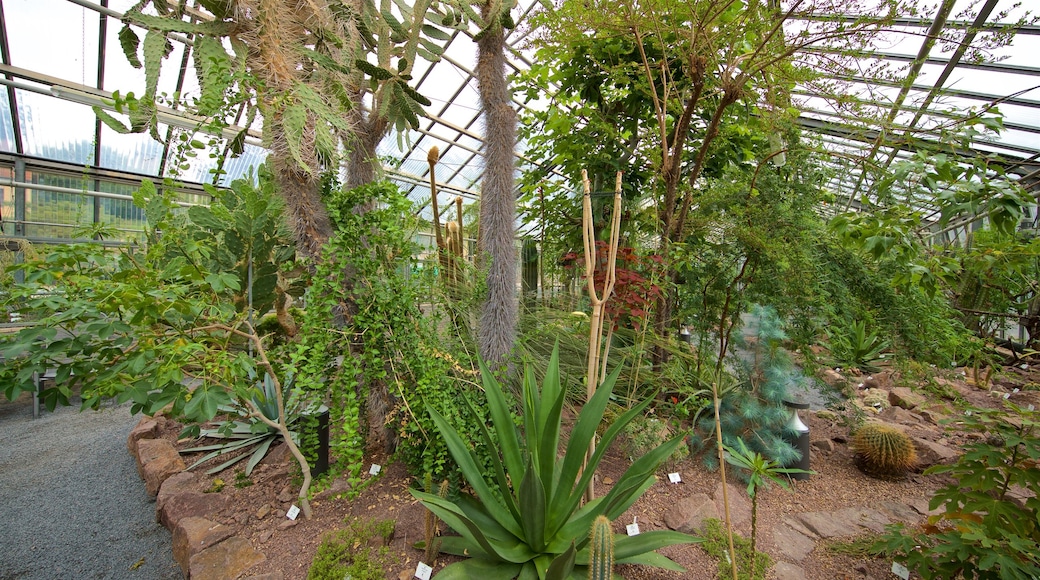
[475,5,518,367]
[267,131,333,261]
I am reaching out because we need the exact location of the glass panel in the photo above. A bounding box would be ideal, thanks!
[218,144,270,187]
[0,166,13,235]
[0,90,16,153]
[6,0,99,84]
[97,124,165,175]
[23,170,93,239]
[17,91,97,165]
[96,180,147,243]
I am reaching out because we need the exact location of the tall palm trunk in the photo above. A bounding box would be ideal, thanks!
[475,3,518,367]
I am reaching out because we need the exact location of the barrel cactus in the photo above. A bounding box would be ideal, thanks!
[852,422,917,478]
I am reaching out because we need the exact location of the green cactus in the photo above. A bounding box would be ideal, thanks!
[418,472,449,564]
[588,515,614,580]
[852,423,917,478]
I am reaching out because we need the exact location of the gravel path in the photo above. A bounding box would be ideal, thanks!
[0,393,179,580]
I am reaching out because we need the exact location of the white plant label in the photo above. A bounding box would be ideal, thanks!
[1013,388,1020,393]
[369,464,382,476]
[414,562,433,580]
[286,505,301,520]
[1004,393,1011,400]
[891,562,910,579]
[1029,405,1035,412]
[626,517,640,536]
[668,472,682,484]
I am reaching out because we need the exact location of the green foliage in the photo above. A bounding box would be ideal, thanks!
[825,320,890,372]
[851,423,917,479]
[875,405,1040,579]
[411,345,700,578]
[622,415,688,467]
[698,519,772,580]
[307,518,398,580]
[292,179,486,486]
[588,515,615,580]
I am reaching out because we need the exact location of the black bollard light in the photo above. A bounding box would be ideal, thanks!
[783,400,811,480]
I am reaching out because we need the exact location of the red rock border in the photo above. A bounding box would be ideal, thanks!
[128,416,277,580]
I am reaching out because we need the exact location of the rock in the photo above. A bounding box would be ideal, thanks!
[889,387,926,410]
[811,439,835,453]
[713,483,751,528]
[792,511,853,538]
[157,471,198,514]
[277,519,298,530]
[255,504,271,520]
[820,369,846,387]
[172,516,233,575]
[258,530,274,544]
[398,571,412,580]
[773,523,815,561]
[918,407,947,426]
[276,485,294,503]
[772,561,808,580]
[911,437,960,468]
[663,493,718,534]
[876,501,921,522]
[883,406,923,426]
[242,574,283,580]
[831,506,892,534]
[136,439,186,498]
[188,536,264,580]
[158,492,230,530]
[259,442,291,466]
[127,418,159,454]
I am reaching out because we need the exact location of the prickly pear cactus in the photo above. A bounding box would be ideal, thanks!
[852,422,917,478]
[588,515,614,580]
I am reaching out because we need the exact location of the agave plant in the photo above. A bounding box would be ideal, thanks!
[411,345,700,579]
[826,320,890,372]
[181,371,311,476]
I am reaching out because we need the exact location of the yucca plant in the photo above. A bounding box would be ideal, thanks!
[411,345,700,579]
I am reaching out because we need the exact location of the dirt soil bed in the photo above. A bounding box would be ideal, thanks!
[147,361,1040,580]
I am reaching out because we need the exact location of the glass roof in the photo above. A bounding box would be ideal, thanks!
[0,0,1037,236]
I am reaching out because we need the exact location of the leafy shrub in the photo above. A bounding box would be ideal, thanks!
[875,405,1040,579]
[826,320,889,371]
[851,423,917,479]
[411,345,700,578]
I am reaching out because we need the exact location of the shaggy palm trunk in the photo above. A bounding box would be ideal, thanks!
[475,5,518,367]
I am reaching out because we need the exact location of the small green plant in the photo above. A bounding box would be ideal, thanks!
[826,320,890,372]
[204,478,225,493]
[411,345,701,578]
[698,518,772,580]
[875,404,1040,579]
[622,415,689,467]
[588,515,614,580]
[724,438,810,568]
[307,518,397,580]
[233,471,253,488]
[851,422,917,478]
